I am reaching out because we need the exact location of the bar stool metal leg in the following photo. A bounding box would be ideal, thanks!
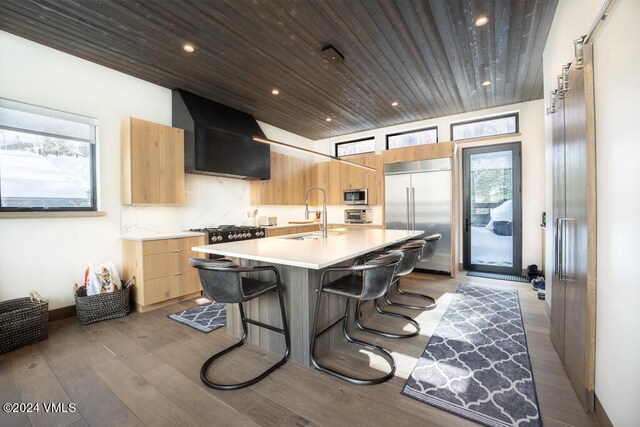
[310,286,396,385]
[200,281,290,390]
[354,298,420,339]
[384,277,437,310]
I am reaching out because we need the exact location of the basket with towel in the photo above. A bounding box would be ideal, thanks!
[74,262,133,325]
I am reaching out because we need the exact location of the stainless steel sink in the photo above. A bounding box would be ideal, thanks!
[279,232,324,241]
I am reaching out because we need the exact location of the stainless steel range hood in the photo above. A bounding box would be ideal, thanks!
[172,89,270,180]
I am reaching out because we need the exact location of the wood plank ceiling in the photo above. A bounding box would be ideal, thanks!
[0,0,558,140]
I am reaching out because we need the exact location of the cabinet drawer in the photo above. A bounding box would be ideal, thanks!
[179,271,201,296]
[142,238,182,255]
[144,271,201,305]
[144,275,178,305]
[143,252,180,280]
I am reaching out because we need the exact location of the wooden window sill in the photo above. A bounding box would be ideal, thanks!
[0,211,106,219]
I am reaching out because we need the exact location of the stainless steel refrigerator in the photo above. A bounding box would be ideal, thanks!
[384,158,452,274]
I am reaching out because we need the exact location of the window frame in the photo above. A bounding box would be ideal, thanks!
[385,126,438,150]
[335,137,375,157]
[450,112,519,142]
[0,99,98,212]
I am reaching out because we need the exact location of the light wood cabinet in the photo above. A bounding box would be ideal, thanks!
[310,154,383,205]
[264,224,321,237]
[249,151,313,205]
[382,141,455,164]
[310,160,342,205]
[339,154,383,205]
[122,235,205,312]
[121,117,185,205]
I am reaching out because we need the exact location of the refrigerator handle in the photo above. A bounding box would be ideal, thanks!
[411,186,416,230]
[406,187,410,230]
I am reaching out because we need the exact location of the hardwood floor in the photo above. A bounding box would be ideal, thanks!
[0,272,599,427]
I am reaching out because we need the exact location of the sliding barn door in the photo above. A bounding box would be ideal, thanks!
[550,96,566,361]
[550,44,597,412]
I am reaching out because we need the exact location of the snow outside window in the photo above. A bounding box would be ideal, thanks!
[0,99,97,211]
[335,138,375,157]
[451,113,518,141]
[386,127,438,150]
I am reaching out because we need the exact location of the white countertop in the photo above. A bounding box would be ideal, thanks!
[121,231,205,242]
[192,229,423,269]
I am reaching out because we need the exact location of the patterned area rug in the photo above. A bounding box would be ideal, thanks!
[168,302,226,333]
[466,271,529,283]
[402,284,541,427]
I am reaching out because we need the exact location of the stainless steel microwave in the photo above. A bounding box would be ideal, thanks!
[343,188,368,205]
[345,209,373,224]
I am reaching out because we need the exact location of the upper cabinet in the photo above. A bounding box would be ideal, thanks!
[311,154,383,205]
[121,117,185,205]
[249,151,384,206]
[339,154,383,205]
[249,151,313,205]
[382,141,455,164]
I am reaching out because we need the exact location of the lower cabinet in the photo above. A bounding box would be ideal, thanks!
[264,224,321,237]
[122,235,205,312]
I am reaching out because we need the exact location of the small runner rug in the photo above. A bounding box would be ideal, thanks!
[466,271,529,283]
[168,301,226,333]
[402,283,541,427]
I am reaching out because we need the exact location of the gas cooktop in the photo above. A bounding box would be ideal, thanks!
[189,225,265,244]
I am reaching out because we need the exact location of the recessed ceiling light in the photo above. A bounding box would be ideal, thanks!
[271,89,280,95]
[475,16,489,27]
[482,80,492,86]
[391,101,399,107]
[326,117,332,122]
[183,44,195,53]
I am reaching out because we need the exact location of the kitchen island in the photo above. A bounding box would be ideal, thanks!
[193,228,422,366]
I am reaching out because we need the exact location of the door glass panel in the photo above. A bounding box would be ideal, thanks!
[469,150,513,267]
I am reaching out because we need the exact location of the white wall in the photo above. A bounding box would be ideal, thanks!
[543,1,640,425]
[0,31,314,309]
[314,100,547,271]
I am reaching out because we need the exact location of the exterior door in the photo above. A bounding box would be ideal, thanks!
[462,143,522,275]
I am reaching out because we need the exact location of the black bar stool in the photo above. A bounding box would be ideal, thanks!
[310,251,403,385]
[189,257,290,390]
[354,240,425,339]
[385,233,442,310]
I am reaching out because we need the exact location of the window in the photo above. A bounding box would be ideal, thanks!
[386,126,438,150]
[335,137,375,157]
[0,99,97,211]
[451,113,519,141]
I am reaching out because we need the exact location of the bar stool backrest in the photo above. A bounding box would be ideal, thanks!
[360,251,403,301]
[395,240,426,276]
[419,233,442,261]
[188,258,243,304]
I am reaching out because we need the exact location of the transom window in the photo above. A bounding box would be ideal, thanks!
[0,98,97,211]
[451,113,519,141]
[386,126,438,150]
[335,137,375,157]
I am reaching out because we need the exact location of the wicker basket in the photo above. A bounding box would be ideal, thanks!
[0,294,49,354]
[74,280,132,325]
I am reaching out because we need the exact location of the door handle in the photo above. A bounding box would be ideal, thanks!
[406,187,410,230]
[465,218,470,232]
[560,218,574,280]
[554,217,560,278]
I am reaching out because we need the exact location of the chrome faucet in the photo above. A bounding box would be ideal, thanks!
[304,187,328,238]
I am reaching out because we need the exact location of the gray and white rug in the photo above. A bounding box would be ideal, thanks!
[403,283,541,427]
[168,301,226,333]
